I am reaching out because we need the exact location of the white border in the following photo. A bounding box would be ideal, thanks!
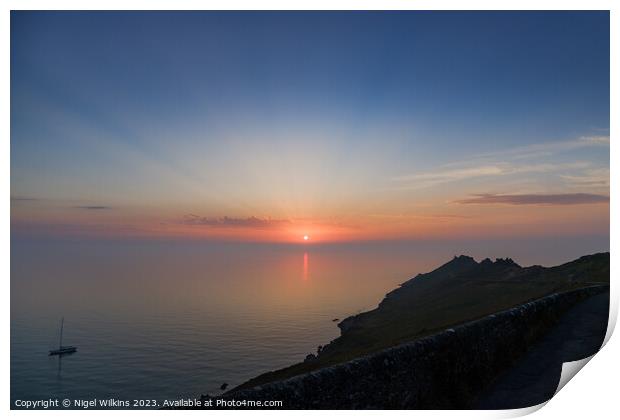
[2,2,617,420]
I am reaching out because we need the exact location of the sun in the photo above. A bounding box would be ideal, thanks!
[303,235,310,241]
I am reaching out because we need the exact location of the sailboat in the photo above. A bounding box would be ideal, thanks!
[49,317,77,356]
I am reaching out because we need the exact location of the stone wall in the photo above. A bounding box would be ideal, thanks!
[203,285,608,409]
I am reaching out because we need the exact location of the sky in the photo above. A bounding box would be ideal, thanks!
[11,11,610,244]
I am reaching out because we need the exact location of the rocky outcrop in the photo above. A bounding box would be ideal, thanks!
[200,285,608,409]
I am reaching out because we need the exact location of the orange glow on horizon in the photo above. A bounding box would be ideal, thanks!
[10,200,611,243]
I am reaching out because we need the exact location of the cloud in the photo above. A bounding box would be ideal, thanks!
[393,165,504,184]
[392,162,590,190]
[474,135,609,161]
[455,193,609,206]
[11,196,39,201]
[181,214,290,229]
[390,133,609,190]
[75,206,112,210]
[579,135,610,145]
[561,168,610,189]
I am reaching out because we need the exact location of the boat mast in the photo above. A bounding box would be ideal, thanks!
[59,317,64,349]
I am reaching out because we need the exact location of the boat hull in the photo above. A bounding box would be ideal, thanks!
[49,346,77,356]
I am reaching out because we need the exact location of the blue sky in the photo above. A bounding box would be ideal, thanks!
[10,11,610,242]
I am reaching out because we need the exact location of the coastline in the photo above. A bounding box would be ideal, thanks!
[199,285,608,409]
[230,253,609,392]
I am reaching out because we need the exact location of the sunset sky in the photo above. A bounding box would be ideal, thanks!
[11,11,610,243]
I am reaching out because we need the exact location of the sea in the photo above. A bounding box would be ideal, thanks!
[10,234,608,407]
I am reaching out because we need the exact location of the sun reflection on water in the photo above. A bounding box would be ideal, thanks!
[303,252,309,281]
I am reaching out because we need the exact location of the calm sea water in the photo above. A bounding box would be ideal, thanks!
[11,235,608,407]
